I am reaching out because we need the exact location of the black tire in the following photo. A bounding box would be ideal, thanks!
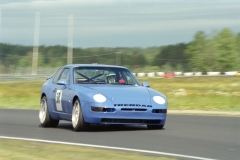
[147,125,164,130]
[72,98,89,131]
[39,96,59,127]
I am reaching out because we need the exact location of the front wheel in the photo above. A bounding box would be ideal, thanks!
[147,125,164,130]
[39,96,59,127]
[72,98,89,131]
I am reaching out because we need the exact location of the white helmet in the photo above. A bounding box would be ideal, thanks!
[107,73,116,83]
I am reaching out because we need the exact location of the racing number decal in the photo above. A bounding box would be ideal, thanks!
[56,90,63,111]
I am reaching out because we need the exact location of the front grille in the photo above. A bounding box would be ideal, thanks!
[101,118,161,124]
[121,108,147,111]
[114,104,152,107]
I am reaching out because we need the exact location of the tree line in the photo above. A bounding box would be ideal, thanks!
[0,28,239,73]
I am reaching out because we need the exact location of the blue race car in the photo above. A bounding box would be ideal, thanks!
[39,64,167,131]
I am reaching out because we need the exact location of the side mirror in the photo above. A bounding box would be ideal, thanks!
[57,79,67,85]
[142,82,150,88]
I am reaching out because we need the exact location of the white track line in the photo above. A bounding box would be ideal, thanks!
[0,136,217,160]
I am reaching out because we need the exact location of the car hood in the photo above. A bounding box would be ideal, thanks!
[85,85,151,103]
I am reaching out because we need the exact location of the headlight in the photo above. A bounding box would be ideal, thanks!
[153,96,166,104]
[93,94,106,103]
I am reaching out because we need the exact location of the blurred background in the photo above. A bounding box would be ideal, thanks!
[0,0,240,75]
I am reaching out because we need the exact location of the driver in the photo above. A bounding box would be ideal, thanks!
[107,73,116,83]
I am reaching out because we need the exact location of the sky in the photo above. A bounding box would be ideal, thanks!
[0,0,240,48]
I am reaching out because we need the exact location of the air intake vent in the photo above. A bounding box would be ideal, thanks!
[152,109,167,113]
[101,118,161,124]
[121,108,147,111]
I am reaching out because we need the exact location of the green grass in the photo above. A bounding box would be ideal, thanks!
[139,77,240,111]
[0,77,240,111]
[0,139,175,160]
[0,79,42,109]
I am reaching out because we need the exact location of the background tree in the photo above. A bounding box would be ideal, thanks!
[185,31,207,71]
[236,33,240,70]
[0,28,239,74]
[153,43,188,71]
[213,28,238,71]
[17,52,32,67]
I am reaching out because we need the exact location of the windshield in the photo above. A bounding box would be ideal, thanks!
[73,67,139,85]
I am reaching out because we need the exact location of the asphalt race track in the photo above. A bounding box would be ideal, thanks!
[0,109,239,160]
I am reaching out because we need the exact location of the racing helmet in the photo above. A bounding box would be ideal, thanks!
[107,73,116,83]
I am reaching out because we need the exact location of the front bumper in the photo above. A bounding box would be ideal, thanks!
[81,101,167,125]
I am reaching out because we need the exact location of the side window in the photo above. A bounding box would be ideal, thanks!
[122,71,135,85]
[59,68,70,84]
[53,68,64,84]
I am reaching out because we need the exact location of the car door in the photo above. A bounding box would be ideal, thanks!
[51,68,72,115]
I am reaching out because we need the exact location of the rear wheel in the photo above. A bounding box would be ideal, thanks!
[147,125,164,130]
[72,98,89,131]
[39,96,59,127]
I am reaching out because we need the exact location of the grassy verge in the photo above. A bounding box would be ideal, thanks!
[0,79,43,109]
[0,77,240,110]
[0,139,175,160]
[139,77,240,111]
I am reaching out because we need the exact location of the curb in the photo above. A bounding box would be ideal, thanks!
[133,71,240,77]
[168,110,240,116]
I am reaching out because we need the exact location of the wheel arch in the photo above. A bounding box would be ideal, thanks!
[39,93,59,127]
[71,94,89,131]
[40,92,54,117]
[40,93,47,104]
[72,95,87,120]
[41,93,46,99]
[72,95,79,105]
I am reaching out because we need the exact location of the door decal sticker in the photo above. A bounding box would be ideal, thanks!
[56,90,63,111]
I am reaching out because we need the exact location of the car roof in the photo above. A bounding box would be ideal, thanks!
[63,64,127,69]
